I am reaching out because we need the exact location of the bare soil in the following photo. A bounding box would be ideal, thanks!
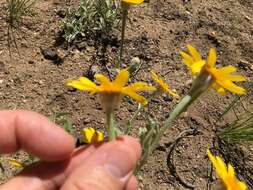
[0,0,253,189]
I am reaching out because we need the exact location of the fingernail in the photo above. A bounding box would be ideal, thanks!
[105,163,126,178]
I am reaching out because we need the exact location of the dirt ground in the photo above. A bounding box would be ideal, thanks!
[0,0,253,189]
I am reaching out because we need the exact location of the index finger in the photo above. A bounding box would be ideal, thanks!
[0,110,75,161]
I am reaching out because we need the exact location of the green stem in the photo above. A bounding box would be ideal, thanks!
[126,103,143,134]
[161,95,192,135]
[118,5,129,67]
[106,112,116,141]
[135,71,214,173]
[136,95,193,173]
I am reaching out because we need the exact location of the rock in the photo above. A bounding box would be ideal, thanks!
[57,9,66,18]
[238,59,251,70]
[41,48,63,65]
[41,48,57,60]
[38,80,43,85]
[28,60,35,64]
[76,41,87,50]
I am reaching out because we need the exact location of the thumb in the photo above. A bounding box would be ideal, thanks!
[61,136,141,190]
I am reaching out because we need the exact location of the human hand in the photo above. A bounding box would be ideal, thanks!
[0,110,141,190]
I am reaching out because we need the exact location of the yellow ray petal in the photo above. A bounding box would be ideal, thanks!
[113,69,129,88]
[227,164,235,178]
[226,75,247,82]
[218,66,237,74]
[125,82,156,92]
[217,80,246,95]
[67,80,98,92]
[212,83,226,96]
[164,87,180,98]
[82,128,96,143]
[93,131,104,143]
[95,74,111,86]
[191,60,206,74]
[151,70,159,81]
[207,48,216,68]
[8,159,24,169]
[122,0,144,5]
[123,90,148,105]
[179,51,195,65]
[187,44,202,61]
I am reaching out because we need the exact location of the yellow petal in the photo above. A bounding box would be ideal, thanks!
[8,159,24,169]
[82,128,96,143]
[122,0,144,5]
[227,164,235,178]
[151,70,159,82]
[187,44,202,61]
[113,69,130,88]
[180,51,194,65]
[95,74,111,86]
[238,182,248,190]
[122,89,148,105]
[164,88,180,98]
[67,80,97,92]
[218,66,237,74]
[67,77,99,92]
[212,83,227,96]
[207,150,226,179]
[226,75,247,82]
[217,80,246,95]
[94,131,104,143]
[207,48,217,68]
[191,60,206,74]
[125,82,156,92]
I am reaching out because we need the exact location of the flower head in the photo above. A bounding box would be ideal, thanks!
[151,70,180,98]
[180,45,247,95]
[67,69,155,112]
[207,150,247,190]
[82,128,103,144]
[122,0,144,5]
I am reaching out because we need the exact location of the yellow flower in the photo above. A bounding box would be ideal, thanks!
[151,70,180,98]
[82,128,104,144]
[67,69,155,112]
[207,150,247,190]
[122,0,144,5]
[180,45,247,95]
[8,159,24,169]
[180,45,206,75]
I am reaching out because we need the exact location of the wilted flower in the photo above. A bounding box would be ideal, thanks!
[207,150,247,190]
[180,45,247,95]
[151,70,179,98]
[82,128,103,144]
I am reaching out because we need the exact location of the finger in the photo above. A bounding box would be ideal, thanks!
[61,136,141,190]
[0,110,75,161]
[0,145,97,190]
[0,136,140,190]
[126,176,138,190]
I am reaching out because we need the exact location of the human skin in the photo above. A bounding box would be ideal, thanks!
[0,110,141,190]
